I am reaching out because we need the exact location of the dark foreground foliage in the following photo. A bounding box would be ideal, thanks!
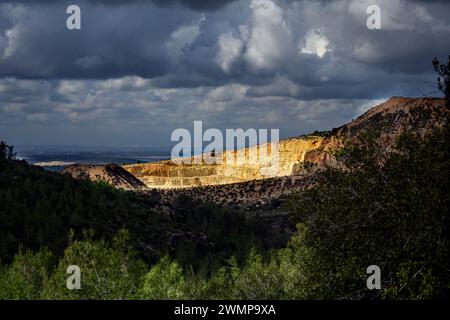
[1,110,449,299]
[0,147,278,277]
[288,124,450,299]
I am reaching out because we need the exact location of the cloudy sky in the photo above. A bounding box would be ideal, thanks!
[0,0,449,147]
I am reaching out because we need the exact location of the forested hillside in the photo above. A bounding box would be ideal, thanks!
[1,98,449,299]
[0,148,280,277]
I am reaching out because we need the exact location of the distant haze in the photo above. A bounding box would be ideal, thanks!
[1,0,449,147]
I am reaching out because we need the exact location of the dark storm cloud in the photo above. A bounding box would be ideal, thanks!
[0,0,449,87]
[3,0,237,11]
[1,0,449,86]
[153,0,237,11]
[0,2,179,79]
[1,0,450,146]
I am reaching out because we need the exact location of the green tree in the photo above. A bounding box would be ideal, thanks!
[42,230,147,300]
[0,248,54,300]
[0,141,15,160]
[433,55,450,100]
[288,120,450,299]
[138,256,186,299]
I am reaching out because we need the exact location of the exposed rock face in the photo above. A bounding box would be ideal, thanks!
[124,97,448,190]
[62,164,147,190]
[301,97,449,168]
[124,136,323,188]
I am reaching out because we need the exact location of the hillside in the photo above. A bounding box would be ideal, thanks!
[124,97,448,190]
[43,97,449,212]
[62,164,147,190]
[303,97,449,167]
[1,96,449,300]
[124,137,323,188]
[0,158,284,269]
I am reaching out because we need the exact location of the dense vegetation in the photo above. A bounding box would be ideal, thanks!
[289,126,450,299]
[1,106,449,299]
[0,150,280,280]
[1,57,449,299]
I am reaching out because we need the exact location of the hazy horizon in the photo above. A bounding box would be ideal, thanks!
[1,0,450,147]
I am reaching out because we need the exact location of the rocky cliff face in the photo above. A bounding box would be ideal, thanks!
[123,97,448,190]
[301,97,449,168]
[62,164,147,190]
[124,136,323,188]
